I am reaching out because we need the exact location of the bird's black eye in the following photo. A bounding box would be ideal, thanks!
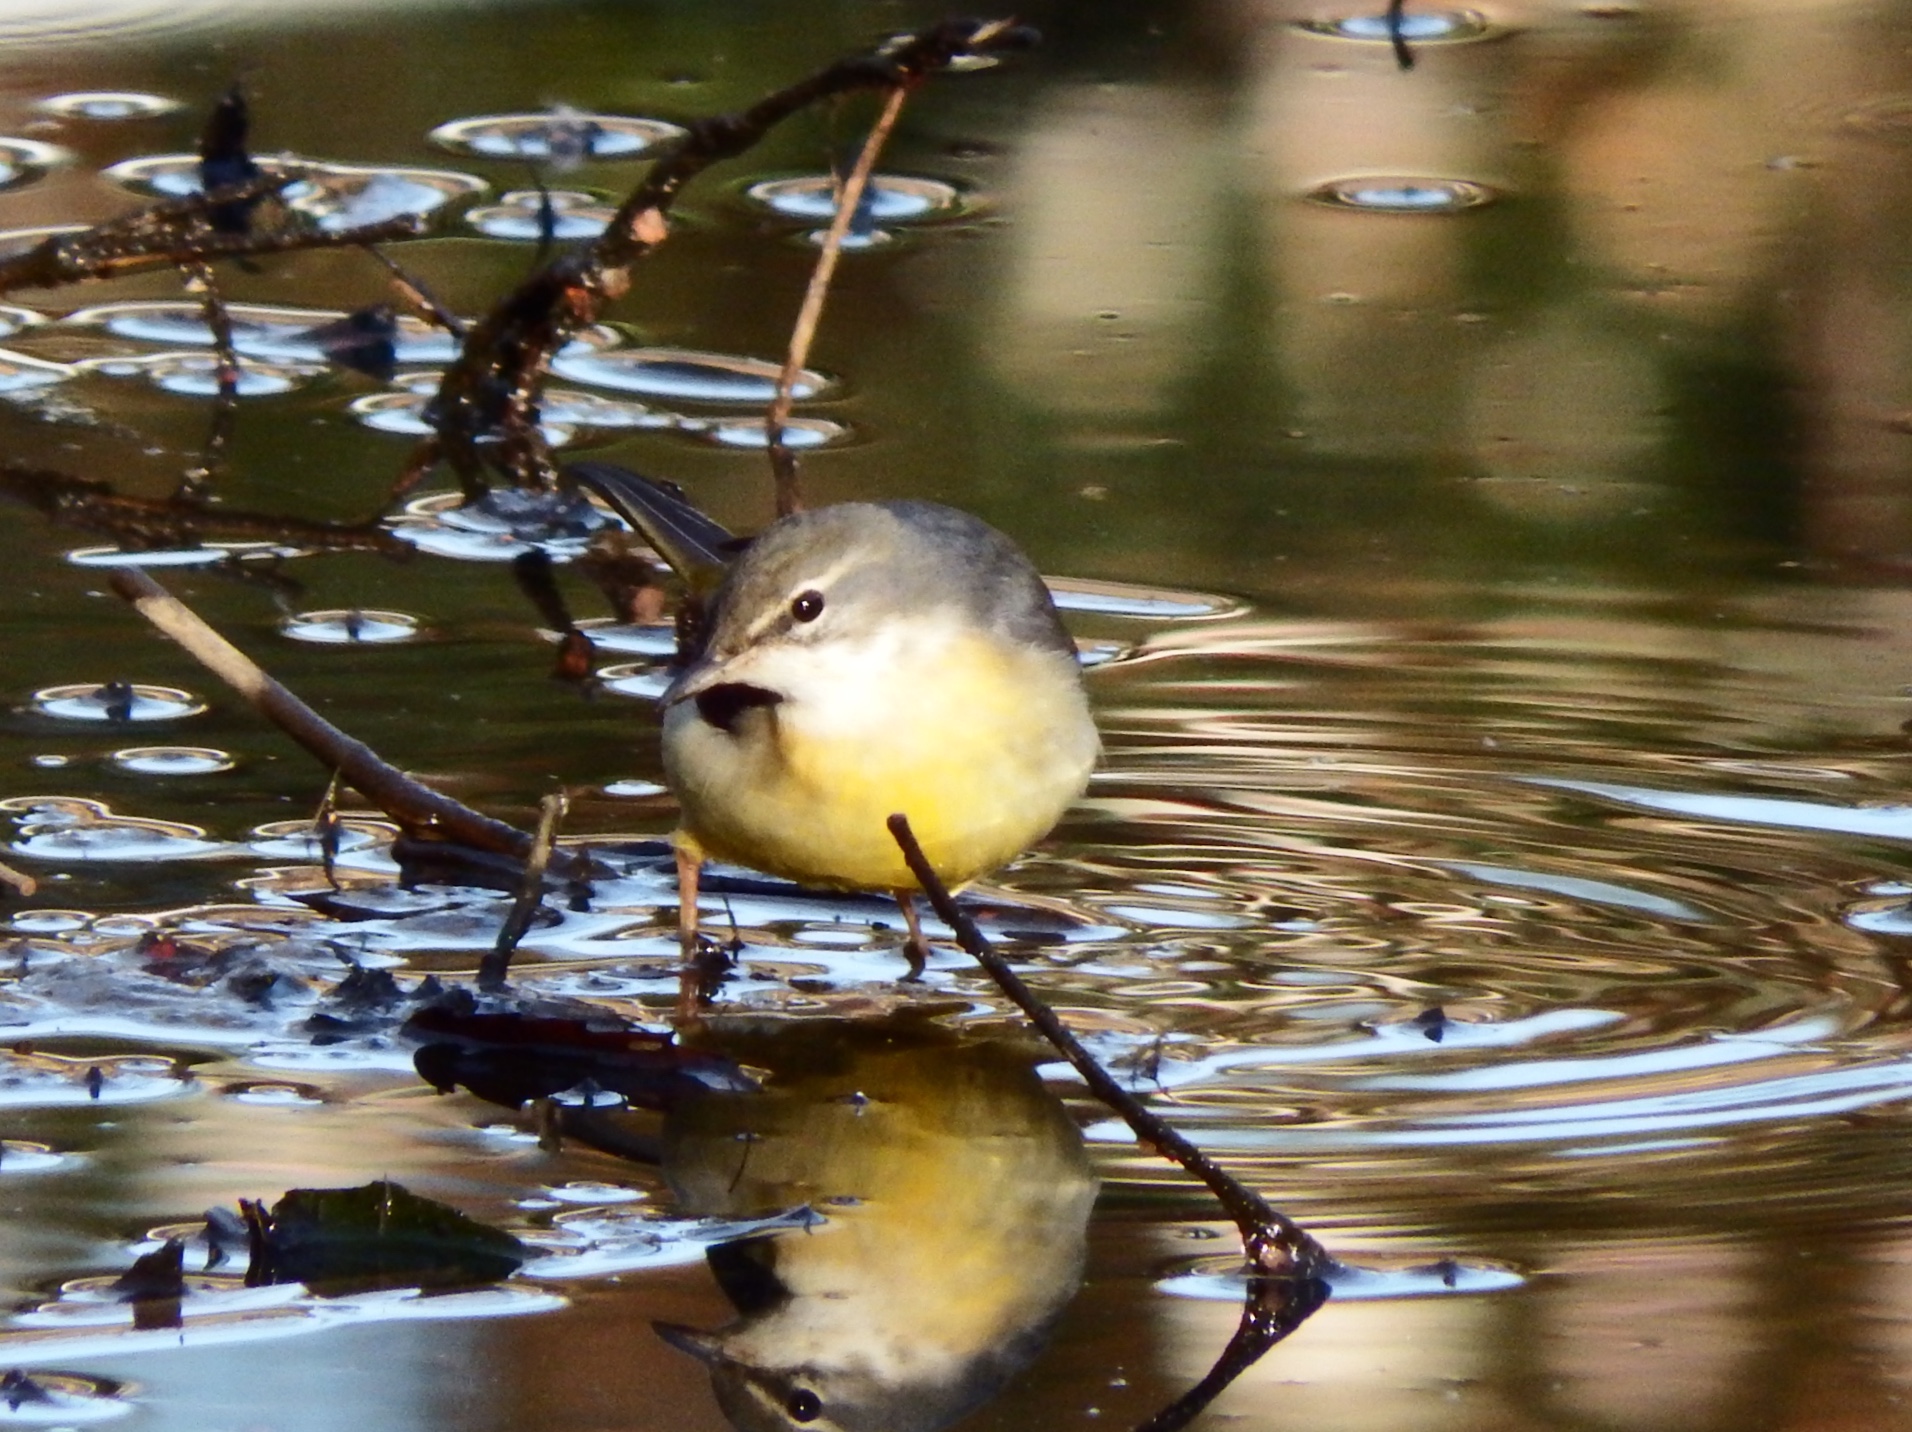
[790,589,825,623]
[785,1388,822,1423]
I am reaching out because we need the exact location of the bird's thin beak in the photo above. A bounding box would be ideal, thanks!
[653,1319,725,1364]
[660,657,725,708]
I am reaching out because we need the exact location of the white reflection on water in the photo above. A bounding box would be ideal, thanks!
[1534,778,1912,841]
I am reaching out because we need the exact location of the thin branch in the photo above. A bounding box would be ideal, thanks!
[765,84,910,518]
[175,259,239,502]
[1387,0,1416,69]
[0,183,422,295]
[108,567,587,879]
[886,813,1334,1278]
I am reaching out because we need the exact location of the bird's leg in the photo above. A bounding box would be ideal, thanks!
[892,889,930,981]
[674,837,705,1024]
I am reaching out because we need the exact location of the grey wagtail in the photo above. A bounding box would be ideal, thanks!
[653,1024,1095,1432]
[567,463,1099,980]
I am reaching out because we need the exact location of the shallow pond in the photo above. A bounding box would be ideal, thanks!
[3,1,1912,1429]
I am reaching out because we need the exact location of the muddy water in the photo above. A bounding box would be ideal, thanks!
[3,1,1912,1429]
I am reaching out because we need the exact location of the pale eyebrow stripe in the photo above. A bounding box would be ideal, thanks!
[741,550,864,642]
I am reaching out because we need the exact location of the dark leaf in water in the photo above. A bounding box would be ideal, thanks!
[113,1237,185,1301]
[1411,1006,1448,1043]
[405,1001,756,1111]
[0,1370,52,1409]
[198,85,262,234]
[247,1179,524,1294]
[295,305,400,381]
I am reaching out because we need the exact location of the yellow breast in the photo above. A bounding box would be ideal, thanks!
[662,623,1097,891]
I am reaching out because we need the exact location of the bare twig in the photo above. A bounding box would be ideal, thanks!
[1387,0,1416,69]
[479,790,567,990]
[0,183,422,295]
[0,861,37,898]
[886,812,1333,1278]
[175,260,239,502]
[108,567,587,879]
[765,84,909,518]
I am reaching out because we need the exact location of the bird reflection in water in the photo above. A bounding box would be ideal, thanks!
[652,1020,1096,1432]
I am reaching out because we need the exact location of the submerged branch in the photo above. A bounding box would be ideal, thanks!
[887,812,1333,1279]
[108,567,587,879]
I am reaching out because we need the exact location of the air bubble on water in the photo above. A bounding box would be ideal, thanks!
[1306,176,1500,213]
[38,90,184,120]
[0,137,69,192]
[280,610,421,645]
[30,683,207,722]
[466,189,617,240]
[67,542,304,568]
[596,664,670,701]
[562,620,677,657]
[0,1367,130,1421]
[224,1081,323,1106]
[1045,577,1242,620]
[602,778,668,798]
[0,349,72,393]
[62,300,461,365]
[77,351,322,396]
[1294,10,1497,41]
[746,173,961,224]
[100,154,486,231]
[284,164,487,231]
[0,1139,72,1175]
[107,746,235,776]
[0,304,46,339]
[0,224,89,259]
[428,111,688,162]
[386,489,615,562]
[2,796,227,863]
[246,818,389,861]
[550,346,834,403]
[698,416,848,450]
[1160,1258,1524,1303]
